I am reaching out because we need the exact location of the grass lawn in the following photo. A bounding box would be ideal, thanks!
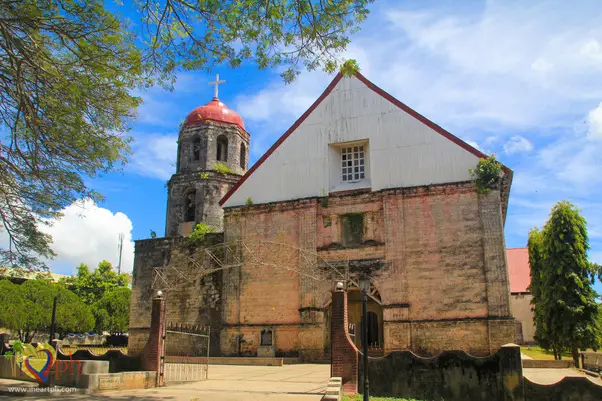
[343,396,423,401]
[520,346,571,360]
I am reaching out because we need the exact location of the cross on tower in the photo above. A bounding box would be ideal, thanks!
[209,74,225,99]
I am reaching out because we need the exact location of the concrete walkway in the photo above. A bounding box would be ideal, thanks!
[0,364,330,400]
[523,367,602,385]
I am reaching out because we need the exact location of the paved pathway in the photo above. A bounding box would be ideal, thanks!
[0,364,331,401]
[523,367,602,385]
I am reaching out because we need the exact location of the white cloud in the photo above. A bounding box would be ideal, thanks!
[226,0,602,280]
[40,200,135,274]
[504,136,534,154]
[129,133,177,180]
[587,102,602,140]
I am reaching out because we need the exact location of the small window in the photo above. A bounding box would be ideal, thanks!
[341,145,365,182]
[184,190,196,222]
[240,144,246,169]
[217,135,228,162]
[192,136,201,161]
[341,214,364,247]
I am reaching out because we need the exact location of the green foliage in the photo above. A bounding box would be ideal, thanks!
[59,261,129,305]
[188,223,217,243]
[529,201,601,365]
[0,0,144,270]
[199,172,210,180]
[0,280,27,335]
[528,228,551,350]
[1,0,371,271]
[135,0,373,84]
[245,197,254,205]
[0,278,93,342]
[340,59,361,77]
[469,155,503,194]
[212,162,234,175]
[93,287,131,334]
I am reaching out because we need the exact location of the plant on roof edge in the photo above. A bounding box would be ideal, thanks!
[469,155,503,194]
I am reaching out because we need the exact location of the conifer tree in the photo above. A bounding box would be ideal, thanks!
[531,201,601,366]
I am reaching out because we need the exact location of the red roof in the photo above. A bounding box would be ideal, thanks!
[507,248,531,293]
[184,98,245,130]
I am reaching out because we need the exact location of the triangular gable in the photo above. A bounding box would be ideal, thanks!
[220,72,511,208]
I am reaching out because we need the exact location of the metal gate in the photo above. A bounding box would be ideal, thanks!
[163,323,210,383]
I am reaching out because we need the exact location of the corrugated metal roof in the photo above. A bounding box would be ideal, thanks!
[507,248,531,293]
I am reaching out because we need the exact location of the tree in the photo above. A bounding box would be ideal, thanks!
[0,0,372,271]
[0,0,144,270]
[0,279,27,334]
[528,228,553,354]
[531,201,601,366]
[59,261,129,305]
[137,0,372,83]
[93,287,131,334]
[0,278,93,342]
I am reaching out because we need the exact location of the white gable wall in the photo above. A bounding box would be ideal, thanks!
[223,76,481,207]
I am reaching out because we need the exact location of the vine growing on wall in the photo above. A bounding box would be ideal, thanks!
[469,155,503,194]
[188,223,217,243]
[213,162,234,175]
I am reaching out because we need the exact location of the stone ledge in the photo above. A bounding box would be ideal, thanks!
[165,356,285,366]
[522,359,575,369]
[322,377,343,401]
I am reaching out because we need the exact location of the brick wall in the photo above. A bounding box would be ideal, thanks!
[222,181,515,357]
[331,288,358,394]
[129,234,225,356]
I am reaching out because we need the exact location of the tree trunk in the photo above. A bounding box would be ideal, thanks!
[553,347,558,360]
[572,345,580,368]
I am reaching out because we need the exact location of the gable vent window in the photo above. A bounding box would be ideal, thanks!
[341,145,365,182]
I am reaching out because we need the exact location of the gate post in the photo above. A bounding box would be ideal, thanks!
[142,292,166,387]
[331,282,359,394]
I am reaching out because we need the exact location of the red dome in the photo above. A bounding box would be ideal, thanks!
[184,98,245,130]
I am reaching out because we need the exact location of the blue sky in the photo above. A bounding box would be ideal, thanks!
[28,0,601,293]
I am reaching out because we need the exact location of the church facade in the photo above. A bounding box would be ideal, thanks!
[129,72,516,359]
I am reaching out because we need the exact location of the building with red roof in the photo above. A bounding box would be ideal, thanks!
[506,247,535,343]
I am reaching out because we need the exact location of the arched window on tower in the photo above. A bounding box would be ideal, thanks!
[184,190,196,222]
[217,135,228,162]
[192,136,201,161]
[240,144,246,169]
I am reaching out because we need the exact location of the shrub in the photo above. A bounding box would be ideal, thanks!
[469,155,503,194]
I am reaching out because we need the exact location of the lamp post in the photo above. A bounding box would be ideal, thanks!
[359,276,370,401]
[49,295,58,345]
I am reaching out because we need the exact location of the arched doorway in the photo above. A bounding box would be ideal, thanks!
[347,288,383,350]
[323,285,384,356]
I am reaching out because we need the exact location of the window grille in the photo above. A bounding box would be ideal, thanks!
[341,145,365,182]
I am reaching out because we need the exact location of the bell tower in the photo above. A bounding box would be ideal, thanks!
[165,75,249,236]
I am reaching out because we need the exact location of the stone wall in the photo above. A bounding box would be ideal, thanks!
[511,293,535,344]
[222,181,515,357]
[524,377,602,401]
[129,234,225,356]
[166,171,239,234]
[166,120,249,236]
[57,349,141,373]
[358,345,525,401]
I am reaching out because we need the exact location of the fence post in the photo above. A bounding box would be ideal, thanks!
[331,281,359,394]
[141,292,166,387]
